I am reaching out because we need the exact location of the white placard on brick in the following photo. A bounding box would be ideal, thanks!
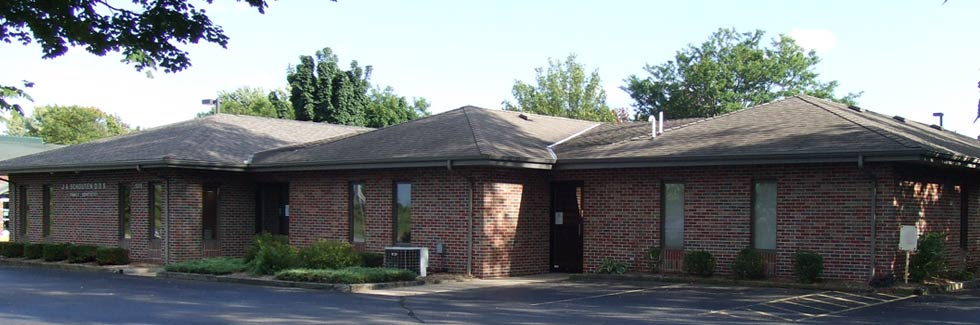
[899,225,918,251]
[554,212,563,225]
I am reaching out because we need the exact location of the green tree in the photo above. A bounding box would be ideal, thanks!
[197,87,294,119]
[365,86,431,128]
[503,54,616,122]
[623,28,860,120]
[3,105,132,144]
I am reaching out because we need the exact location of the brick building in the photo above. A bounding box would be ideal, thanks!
[1,96,978,282]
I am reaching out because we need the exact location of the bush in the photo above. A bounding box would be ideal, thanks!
[297,240,362,269]
[67,245,99,263]
[24,243,44,259]
[166,257,248,275]
[947,268,975,281]
[910,232,947,282]
[245,233,289,263]
[96,247,130,265]
[275,267,417,284]
[248,240,297,275]
[732,248,766,280]
[793,251,824,284]
[42,243,70,262]
[648,247,663,273]
[597,258,629,274]
[2,242,24,258]
[683,251,715,277]
[360,252,384,267]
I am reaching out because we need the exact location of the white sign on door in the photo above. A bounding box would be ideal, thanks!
[899,225,918,251]
[554,212,563,225]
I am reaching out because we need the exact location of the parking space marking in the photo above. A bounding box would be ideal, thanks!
[528,283,684,306]
[782,299,832,313]
[703,290,918,323]
[833,290,888,302]
[795,294,916,322]
[800,296,849,308]
[744,307,797,322]
[701,292,825,316]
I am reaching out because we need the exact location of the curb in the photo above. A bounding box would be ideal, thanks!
[157,271,426,293]
[0,257,128,274]
[569,273,875,293]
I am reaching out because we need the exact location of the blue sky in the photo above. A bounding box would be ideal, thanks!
[3,0,980,136]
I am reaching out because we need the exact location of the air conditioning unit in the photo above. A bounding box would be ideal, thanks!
[384,246,428,277]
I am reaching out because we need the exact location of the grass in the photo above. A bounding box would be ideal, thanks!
[275,267,417,284]
[165,257,248,275]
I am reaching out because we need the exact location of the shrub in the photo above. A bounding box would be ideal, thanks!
[869,273,896,288]
[683,251,715,277]
[248,240,297,275]
[96,247,130,265]
[42,243,70,262]
[910,232,947,282]
[297,240,362,269]
[24,243,44,259]
[948,268,975,281]
[732,248,766,280]
[244,232,289,263]
[67,245,99,263]
[275,267,417,284]
[597,258,629,274]
[0,242,7,256]
[2,242,24,258]
[360,252,385,267]
[648,247,663,273]
[166,257,248,275]
[793,251,824,284]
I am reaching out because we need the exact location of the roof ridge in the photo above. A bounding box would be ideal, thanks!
[210,113,374,131]
[251,131,369,161]
[796,95,923,150]
[467,105,609,124]
[461,107,489,157]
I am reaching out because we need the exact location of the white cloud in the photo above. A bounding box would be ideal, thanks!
[789,28,838,53]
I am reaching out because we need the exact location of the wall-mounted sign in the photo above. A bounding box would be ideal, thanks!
[61,183,106,191]
[554,211,563,225]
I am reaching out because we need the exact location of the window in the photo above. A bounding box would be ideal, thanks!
[149,183,164,240]
[394,182,412,244]
[202,185,219,240]
[17,185,27,237]
[350,182,366,243]
[118,184,131,240]
[752,180,777,250]
[961,185,969,249]
[663,183,684,249]
[42,185,52,237]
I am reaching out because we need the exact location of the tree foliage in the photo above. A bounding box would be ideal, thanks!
[197,87,293,119]
[504,54,617,122]
[3,105,132,144]
[623,28,860,120]
[366,86,430,128]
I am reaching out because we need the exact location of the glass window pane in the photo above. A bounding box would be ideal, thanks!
[753,181,777,250]
[202,186,218,240]
[664,183,684,248]
[152,183,164,239]
[120,185,132,240]
[352,183,366,243]
[42,185,52,237]
[396,183,412,243]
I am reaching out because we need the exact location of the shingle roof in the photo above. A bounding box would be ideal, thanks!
[557,118,704,149]
[0,136,63,161]
[0,114,369,173]
[555,95,980,166]
[251,106,598,168]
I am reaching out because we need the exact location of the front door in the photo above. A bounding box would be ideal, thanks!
[550,182,584,273]
[256,183,289,235]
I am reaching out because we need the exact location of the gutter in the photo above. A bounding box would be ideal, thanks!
[858,155,878,283]
[546,123,601,160]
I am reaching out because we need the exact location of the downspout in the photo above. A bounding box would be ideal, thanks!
[446,160,474,276]
[858,155,878,283]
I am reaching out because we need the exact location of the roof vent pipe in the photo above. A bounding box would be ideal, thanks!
[659,111,664,135]
[649,116,657,139]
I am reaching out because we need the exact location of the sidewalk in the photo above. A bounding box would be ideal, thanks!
[0,257,162,276]
[363,273,570,296]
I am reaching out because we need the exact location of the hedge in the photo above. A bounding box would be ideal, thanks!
[96,247,130,265]
[42,243,70,262]
[67,245,99,263]
[166,257,247,275]
[24,243,44,259]
[297,240,361,269]
[2,242,24,258]
[275,267,417,284]
[683,251,716,277]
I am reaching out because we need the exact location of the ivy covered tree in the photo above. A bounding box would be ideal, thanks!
[197,87,293,119]
[3,105,132,144]
[0,0,298,112]
[623,28,860,120]
[503,54,617,122]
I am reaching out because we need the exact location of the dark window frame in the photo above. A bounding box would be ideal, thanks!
[751,179,778,252]
[42,184,52,238]
[660,181,685,249]
[17,185,27,237]
[119,184,132,240]
[392,181,413,245]
[149,182,163,240]
[961,183,969,250]
[349,181,367,244]
[202,183,220,240]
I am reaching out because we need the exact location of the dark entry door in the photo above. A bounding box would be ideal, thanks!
[256,183,289,235]
[551,182,584,273]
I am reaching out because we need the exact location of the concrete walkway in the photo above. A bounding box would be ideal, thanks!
[363,273,570,296]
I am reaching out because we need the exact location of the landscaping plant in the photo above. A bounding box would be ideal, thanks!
[67,245,99,263]
[297,240,362,269]
[793,251,824,284]
[166,257,248,275]
[648,247,663,273]
[683,251,716,277]
[244,232,289,263]
[732,248,766,280]
[275,267,417,284]
[248,239,297,275]
[910,232,947,282]
[42,243,70,262]
[24,243,44,259]
[3,242,25,258]
[95,247,130,265]
[360,252,385,267]
[597,258,629,275]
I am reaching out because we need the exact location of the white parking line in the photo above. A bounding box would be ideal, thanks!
[529,283,684,306]
[795,294,916,322]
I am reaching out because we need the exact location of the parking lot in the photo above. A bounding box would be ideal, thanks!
[1,265,978,324]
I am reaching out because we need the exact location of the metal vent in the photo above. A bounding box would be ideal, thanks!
[384,247,429,277]
[892,115,905,123]
[847,105,862,112]
[930,124,942,130]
